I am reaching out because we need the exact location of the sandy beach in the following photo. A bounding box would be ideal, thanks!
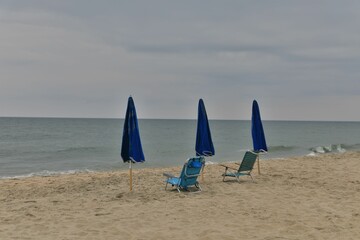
[1,152,360,240]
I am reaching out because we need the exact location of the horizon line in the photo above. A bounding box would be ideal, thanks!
[0,116,359,123]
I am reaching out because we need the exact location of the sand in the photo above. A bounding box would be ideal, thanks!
[1,152,360,240]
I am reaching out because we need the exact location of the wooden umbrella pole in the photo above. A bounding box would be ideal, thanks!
[257,154,261,175]
[129,161,133,192]
[201,156,206,182]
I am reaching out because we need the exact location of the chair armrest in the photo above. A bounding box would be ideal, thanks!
[163,172,175,178]
[219,164,238,171]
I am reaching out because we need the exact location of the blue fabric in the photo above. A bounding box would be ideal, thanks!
[165,157,205,191]
[195,99,215,156]
[180,157,204,188]
[121,96,145,163]
[167,177,180,185]
[190,161,202,168]
[251,100,268,152]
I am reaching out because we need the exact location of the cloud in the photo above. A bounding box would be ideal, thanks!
[0,1,360,120]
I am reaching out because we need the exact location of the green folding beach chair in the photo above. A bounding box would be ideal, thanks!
[163,156,205,193]
[220,151,258,182]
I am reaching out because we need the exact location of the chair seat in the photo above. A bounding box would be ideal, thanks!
[166,177,180,186]
[223,172,248,177]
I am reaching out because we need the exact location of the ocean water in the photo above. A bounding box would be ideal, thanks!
[0,118,359,178]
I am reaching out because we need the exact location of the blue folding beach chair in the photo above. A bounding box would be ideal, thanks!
[163,156,205,193]
[220,151,258,182]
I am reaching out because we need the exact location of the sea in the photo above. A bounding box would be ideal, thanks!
[0,117,359,179]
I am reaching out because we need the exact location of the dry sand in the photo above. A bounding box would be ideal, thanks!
[1,152,360,240]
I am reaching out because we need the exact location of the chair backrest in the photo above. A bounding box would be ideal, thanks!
[238,151,258,172]
[179,156,205,188]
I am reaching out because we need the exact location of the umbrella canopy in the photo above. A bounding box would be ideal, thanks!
[121,96,145,163]
[196,99,215,156]
[251,100,268,152]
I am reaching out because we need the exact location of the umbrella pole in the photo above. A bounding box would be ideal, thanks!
[129,161,133,191]
[201,166,205,182]
[201,156,207,181]
[257,154,261,175]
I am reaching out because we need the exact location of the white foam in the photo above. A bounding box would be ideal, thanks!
[310,144,347,155]
[314,146,326,154]
[205,161,217,165]
[0,169,95,180]
[336,144,346,153]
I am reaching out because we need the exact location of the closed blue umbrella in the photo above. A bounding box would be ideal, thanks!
[196,99,214,181]
[251,100,267,174]
[121,96,145,191]
[196,99,215,156]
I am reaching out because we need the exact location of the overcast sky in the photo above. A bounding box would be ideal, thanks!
[1,1,359,120]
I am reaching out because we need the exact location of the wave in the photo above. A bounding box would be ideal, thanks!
[309,144,347,155]
[236,146,297,153]
[205,160,217,165]
[0,147,103,158]
[0,169,95,180]
[56,147,100,154]
[268,145,297,152]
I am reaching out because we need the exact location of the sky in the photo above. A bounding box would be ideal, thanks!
[1,1,360,121]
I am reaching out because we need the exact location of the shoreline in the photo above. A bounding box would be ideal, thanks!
[0,150,352,180]
[1,151,360,239]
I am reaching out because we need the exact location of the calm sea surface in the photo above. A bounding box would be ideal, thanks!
[0,118,359,178]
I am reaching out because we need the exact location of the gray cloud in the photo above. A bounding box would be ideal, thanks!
[1,1,360,120]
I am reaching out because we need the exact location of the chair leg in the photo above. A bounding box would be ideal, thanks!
[249,174,254,182]
[195,182,202,192]
[165,182,168,190]
[223,168,228,182]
